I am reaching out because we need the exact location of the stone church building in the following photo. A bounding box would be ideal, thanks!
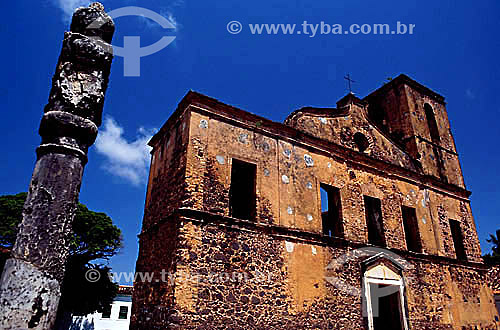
[130,74,500,329]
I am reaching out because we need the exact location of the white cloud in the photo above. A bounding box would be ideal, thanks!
[171,0,185,7]
[95,117,155,186]
[166,11,178,31]
[52,0,91,22]
[163,0,184,31]
[137,9,180,32]
[53,0,184,29]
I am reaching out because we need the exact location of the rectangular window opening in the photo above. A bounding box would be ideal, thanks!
[449,219,467,260]
[320,183,343,237]
[229,159,257,221]
[118,306,129,320]
[101,304,112,319]
[401,206,422,253]
[364,196,385,247]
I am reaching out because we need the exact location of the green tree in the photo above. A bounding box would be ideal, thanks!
[483,229,500,265]
[0,192,123,320]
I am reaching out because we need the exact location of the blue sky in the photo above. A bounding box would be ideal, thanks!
[2,0,499,284]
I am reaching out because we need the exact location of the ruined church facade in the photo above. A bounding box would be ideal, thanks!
[131,75,500,329]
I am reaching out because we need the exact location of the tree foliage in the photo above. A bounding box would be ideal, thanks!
[0,192,25,248]
[484,229,500,265]
[0,192,123,316]
[68,202,122,266]
[59,263,118,316]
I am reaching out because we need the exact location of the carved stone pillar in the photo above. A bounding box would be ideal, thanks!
[0,3,114,329]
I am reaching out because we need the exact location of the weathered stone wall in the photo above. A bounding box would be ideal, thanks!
[142,112,191,232]
[131,217,180,326]
[404,85,465,188]
[131,85,498,329]
[284,95,417,172]
[488,266,500,294]
[131,110,192,326]
[154,220,367,329]
[364,75,465,188]
[131,214,498,329]
[406,260,498,329]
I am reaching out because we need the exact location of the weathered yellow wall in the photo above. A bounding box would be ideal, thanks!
[185,107,481,261]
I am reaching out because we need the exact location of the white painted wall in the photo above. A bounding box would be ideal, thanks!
[70,297,132,330]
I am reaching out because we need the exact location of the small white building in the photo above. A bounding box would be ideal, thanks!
[71,285,133,330]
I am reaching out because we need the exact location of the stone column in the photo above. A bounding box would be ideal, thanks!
[0,3,114,329]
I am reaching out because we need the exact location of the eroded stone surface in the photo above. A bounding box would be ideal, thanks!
[0,259,61,329]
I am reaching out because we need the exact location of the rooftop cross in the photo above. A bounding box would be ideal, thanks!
[344,73,356,93]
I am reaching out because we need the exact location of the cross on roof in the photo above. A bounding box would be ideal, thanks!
[344,74,356,93]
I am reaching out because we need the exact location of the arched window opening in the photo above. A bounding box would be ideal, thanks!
[424,103,440,143]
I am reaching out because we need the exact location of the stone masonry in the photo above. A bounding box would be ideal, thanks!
[131,75,500,329]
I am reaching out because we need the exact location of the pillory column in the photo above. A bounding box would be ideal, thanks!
[0,3,114,329]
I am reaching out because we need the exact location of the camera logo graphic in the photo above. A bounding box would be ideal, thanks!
[325,247,414,318]
[87,6,176,77]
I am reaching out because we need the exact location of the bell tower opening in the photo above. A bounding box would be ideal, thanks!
[424,103,440,143]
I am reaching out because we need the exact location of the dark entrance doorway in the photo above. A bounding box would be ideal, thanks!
[370,283,404,330]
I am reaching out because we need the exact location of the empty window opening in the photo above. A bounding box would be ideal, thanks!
[367,105,388,131]
[368,283,405,330]
[320,184,343,237]
[449,219,467,260]
[364,196,385,246]
[354,132,370,152]
[424,103,440,143]
[424,103,446,182]
[401,206,422,253]
[229,159,257,220]
[118,306,129,320]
